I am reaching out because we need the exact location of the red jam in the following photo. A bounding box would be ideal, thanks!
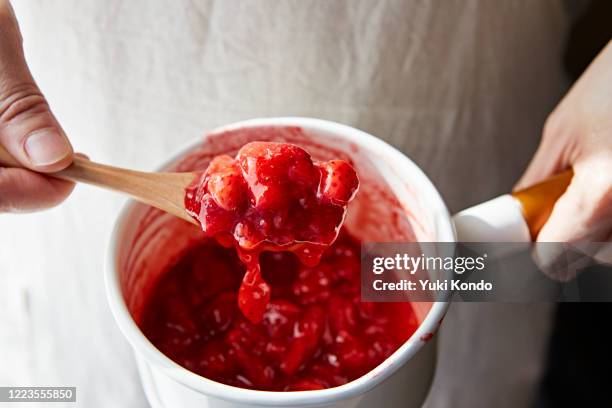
[138,140,417,391]
[184,142,359,323]
[140,230,418,391]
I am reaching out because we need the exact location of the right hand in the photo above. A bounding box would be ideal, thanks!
[0,0,74,212]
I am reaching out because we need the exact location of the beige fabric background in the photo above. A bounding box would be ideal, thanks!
[1,1,571,407]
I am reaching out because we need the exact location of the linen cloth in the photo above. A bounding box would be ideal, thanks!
[1,1,570,407]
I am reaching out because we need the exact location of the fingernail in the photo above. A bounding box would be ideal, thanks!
[24,129,71,166]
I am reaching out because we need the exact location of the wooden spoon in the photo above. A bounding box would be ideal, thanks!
[0,144,199,225]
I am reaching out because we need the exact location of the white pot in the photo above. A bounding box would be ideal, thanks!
[105,117,568,408]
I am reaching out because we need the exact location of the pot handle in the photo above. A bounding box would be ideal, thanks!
[452,170,573,242]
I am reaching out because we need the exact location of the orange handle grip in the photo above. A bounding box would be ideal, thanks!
[511,169,573,240]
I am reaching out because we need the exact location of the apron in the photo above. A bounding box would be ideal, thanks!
[2,1,571,406]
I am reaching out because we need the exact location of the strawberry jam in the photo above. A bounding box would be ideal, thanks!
[140,229,418,391]
[184,142,359,323]
[139,140,417,391]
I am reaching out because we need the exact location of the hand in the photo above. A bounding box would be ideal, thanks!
[0,0,74,212]
[516,40,612,243]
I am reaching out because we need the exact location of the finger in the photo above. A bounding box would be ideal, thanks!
[514,113,572,191]
[0,167,75,212]
[531,164,612,281]
[0,1,73,172]
[514,143,564,191]
[533,242,592,283]
[536,163,612,243]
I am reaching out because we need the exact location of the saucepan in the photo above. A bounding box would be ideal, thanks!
[105,117,570,408]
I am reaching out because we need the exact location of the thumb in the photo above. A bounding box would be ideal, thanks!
[0,1,72,172]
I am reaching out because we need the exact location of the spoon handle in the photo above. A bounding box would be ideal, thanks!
[0,144,198,225]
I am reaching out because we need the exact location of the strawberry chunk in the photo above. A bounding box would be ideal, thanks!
[280,305,325,375]
[317,160,359,205]
[237,142,318,210]
[207,167,247,211]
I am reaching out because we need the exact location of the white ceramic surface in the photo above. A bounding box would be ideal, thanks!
[453,194,530,243]
[105,118,526,408]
